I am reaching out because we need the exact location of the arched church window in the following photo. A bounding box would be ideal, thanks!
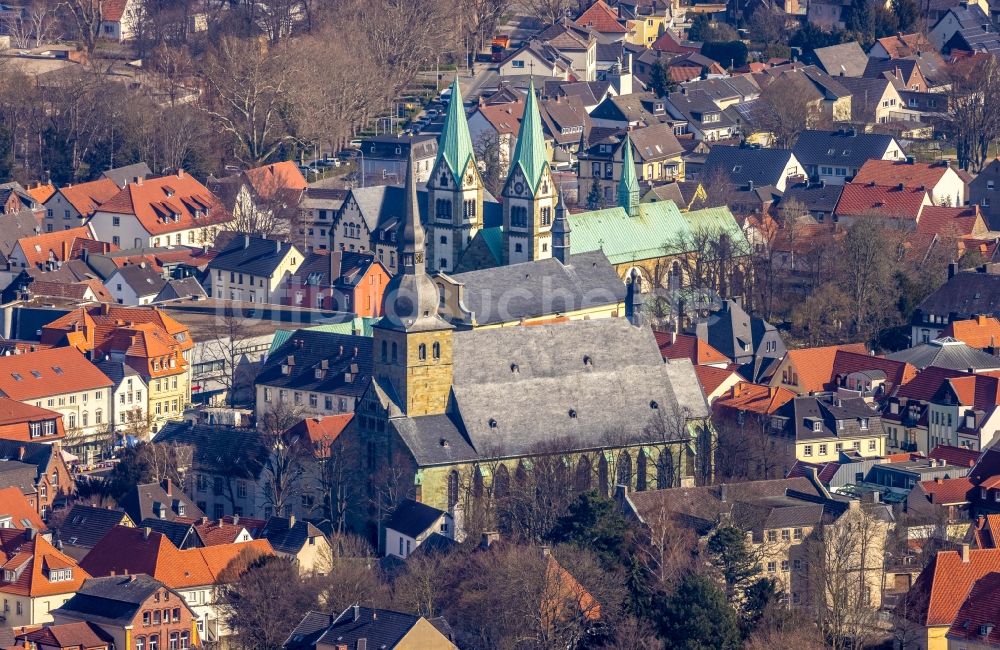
[432,342,441,359]
[447,470,459,508]
[391,342,398,362]
[418,344,426,360]
[436,199,452,221]
[381,341,387,362]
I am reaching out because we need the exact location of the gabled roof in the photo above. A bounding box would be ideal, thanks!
[208,234,300,277]
[18,621,113,648]
[917,269,1000,321]
[574,0,627,33]
[714,381,796,415]
[119,481,204,525]
[95,171,229,235]
[694,364,739,396]
[41,304,192,353]
[53,178,120,218]
[259,516,324,555]
[897,366,969,401]
[930,444,981,468]
[242,161,308,201]
[654,331,729,365]
[0,534,90,597]
[792,129,900,169]
[0,347,112,401]
[53,574,183,627]
[811,41,869,77]
[110,262,167,297]
[0,487,44,530]
[948,572,1000,643]
[384,498,448,538]
[57,505,130,550]
[854,159,956,190]
[702,145,797,188]
[943,316,1000,348]
[256,329,373,397]
[16,226,96,268]
[316,606,443,650]
[783,343,868,393]
[834,183,929,220]
[873,32,934,58]
[902,547,1000,627]
[153,422,271,480]
[830,350,917,392]
[918,476,975,505]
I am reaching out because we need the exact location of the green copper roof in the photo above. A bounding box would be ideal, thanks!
[268,318,378,356]
[436,78,476,183]
[567,201,749,265]
[510,79,549,192]
[617,134,639,215]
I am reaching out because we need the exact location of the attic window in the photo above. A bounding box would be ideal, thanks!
[827,148,836,155]
[583,355,592,366]
[650,400,659,409]
[30,370,40,378]
[11,373,22,381]
[52,366,63,375]
[488,418,498,428]
[510,363,519,373]
[842,149,850,156]
[33,244,41,253]
[568,409,577,418]
[732,165,742,173]
[163,186,175,197]
[812,420,821,432]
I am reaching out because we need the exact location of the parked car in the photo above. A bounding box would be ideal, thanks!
[348,139,362,149]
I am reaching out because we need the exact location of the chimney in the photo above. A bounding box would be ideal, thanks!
[357,641,367,650]
[177,169,185,178]
[540,545,551,557]
[733,383,742,398]
[288,514,296,528]
[143,526,151,540]
[18,446,25,461]
[233,514,239,525]
[353,604,361,621]
[720,483,728,502]
[949,262,958,279]
[962,542,971,562]
[243,234,250,249]
[330,250,343,280]
[275,239,281,254]
[978,314,988,326]
[163,479,172,496]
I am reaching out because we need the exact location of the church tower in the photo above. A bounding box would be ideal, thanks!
[373,152,454,417]
[618,133,639,217]
[502,79,558,265]
[552,195,571,264]
[426,77,484,274]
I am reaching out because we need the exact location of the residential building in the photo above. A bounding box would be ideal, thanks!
[0,440,74,517]
[693,299,786,382]
[382,499,454,559]
[810,41,869,77]
[835,76,909,124]
[209,161,307,234]
[970,158,1000,229]
[701,145,803,192]
[577,126,684,205]
[792,129,904,184]
[42,179,120,233]
[206,235,303,304]
[79,526,273,643]
[870,32,935,59]
[945,571,1000,648]
[929,3,1000,54]
[535,20,598,81]
[0,530,91,628]
[119,480,205,525]
[780,181,845,224]
[296,187,346,252]
[94,360,148,438]
[105,262,167,306]
[666,89,740,141]
[0,398,66,444]
[40,304,195,436]
[87,171,230,249]
[258,515,331,573]
[912,265,1000,342]
[833,182,932,227]
[769,343,869,395]
[0,348,113,465]
[254,328,372,420]
[0,487,46,531]
[52,574,199,650]
[284,606,458,650]
[358,135,438,185]
[8,226,101,272]
[13,621,113,649]
[575,0,628,42]
[775,394,886,463]
[102,162,151,189]
[98,0,143,41]
[854,159,967,207]
[56,505,134,561]
[281,250,391,317]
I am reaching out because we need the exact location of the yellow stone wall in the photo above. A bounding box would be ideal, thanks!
[374,328,453,417]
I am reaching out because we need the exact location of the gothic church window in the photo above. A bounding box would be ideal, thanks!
[432,342,441,359]
[436,199,452,221]
[418,344,427,360]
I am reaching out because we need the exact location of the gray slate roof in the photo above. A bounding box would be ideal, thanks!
[154,277,207,302]
[112,263,167,297]
[153,422,271,480]
[0,209,41,258]
[384,498,447,538]
[208,235,299,276]
[54,575,170,626]
[58,505,128,549]
[102,163,151,188]
[93,360,143,389]
[781,182,844,213]
[887,337,1000,371]
[347,185,503,236]
[284,611,336,650]
[256,329,373,397]
[777,394,882,443]
[316,607,426,649]
[139,517,196,548]
[916,269,1000,321]
[259,516,324,555]
[389,318,710,465]
[792,129,900,170]
[812,41,869,77]
[119,481,204,524]
[702,145,798,188]
[443,250,625,326]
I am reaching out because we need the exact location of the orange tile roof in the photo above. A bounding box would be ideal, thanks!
[0,534,90,597]
[854,159,954,191]
[908,547,1000,627]
[26,183,55,205]
[543,554,601,625]
[54,178,120,218]
[0,487,44,530]
[81,525,274,588]
[96,171,229,235]
[835,183,929,220]
[286,413,355,458]
[653,331,730,365]
[944,316,1000,349]
[916,205,985,238]
[784,343,868,393]
[0,347,112,401]
[243,161,308,201]
[104,323,188,378]
[41,305,192,354]
[973,514,1000,548]
[16,226,95,268]
[477,100,526,135]
[694,364,739,397]
[101,0,128,22]
[713,381,796,415]
[574,0,627,33]
[947,571,1000,643]
[919,476,974,505]
[945,374,1000,411]
[874,32,933,58]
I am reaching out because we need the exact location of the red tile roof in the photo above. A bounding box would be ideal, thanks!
[944,316,1000,349]
[18,621,111,648]
[654,331,730,365]
[694,365,739,397]
[835,183,930,220]
[0,347,112,401]
[897,367,970,401]
[916,206,985,238]
[947,571,1000,643]
[0,487,44,530]
[945,374,1000,411]
[54,178,120,218]
[713,381,796,415]
[101,0,128,22]
[930,444,981,468]
[906,547,1000,627]
[25,183,55,205]
[830,350,918,391]
[651,30,699,53]
[783,343,868,393]
[81,525,274,588]
[973,514,1000,548]
[192,520,250,546]
[477,100,526,135]
[874,32,934,58]
[854,159,954,191]
[919,476,974,505]
[286,414,355,458]
[574,0,627,33]
[96,171,229,235]
[28,279,113,303]
[16,226,95,268]
[41,305,193,355]
[0,533,90,597]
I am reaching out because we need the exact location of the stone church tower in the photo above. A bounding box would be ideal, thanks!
[373,153,454,417]
[501,79,558,265]
[426,78,484,274]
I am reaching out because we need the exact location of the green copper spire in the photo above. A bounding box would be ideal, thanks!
[618,133,639,217]
[436,77,476,184]
[510,79,548,192]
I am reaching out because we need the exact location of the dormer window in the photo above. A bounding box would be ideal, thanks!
[812,420,821,432]
[860,418,869,430]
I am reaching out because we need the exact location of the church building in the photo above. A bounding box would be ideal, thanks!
[348,150,713,537]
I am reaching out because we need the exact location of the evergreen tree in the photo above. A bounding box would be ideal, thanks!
[547,492,632,567]
[741,576,782,638]
[659,574,741,650]
[688,14,711,41]
[706,524,761,599]
[587,177,603,210]
[892,0,920,32]
[650,59,675,98]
